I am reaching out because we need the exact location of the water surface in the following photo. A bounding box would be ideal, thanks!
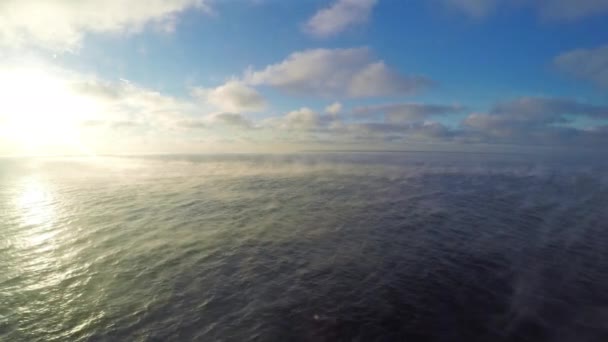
[1,153,607,341]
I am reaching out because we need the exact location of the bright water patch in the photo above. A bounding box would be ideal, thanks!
[1,153,607,341]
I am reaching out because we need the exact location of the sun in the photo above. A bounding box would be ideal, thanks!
[0,67,99,156]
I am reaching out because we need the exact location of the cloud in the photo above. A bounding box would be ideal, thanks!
[262,106,352,134]
[262,101,459,144]
[0,0,211,51]
[462,97,608,134]
[175,119,207,129]
[554,45,608,88]
[304,0,378,38]
[491,97,608,120]
[80,119,142,130]
[176,114,258,131]
[207,112,254,129]
[66,74,262,133]
[462,116,608,146]
[72,80,124,100]
[245,47,432,98]
[346,121,452,137]
[0,64,222,156]
[264,107,324,131]
[110,120,142,129]
[442,0,608,20]
[0,66,191,130]
[282,107,323,130]
[192,81,266,113]
[325,102,343,115]
[77,79,191,118]
[461,97,608,145]
[352,103,465,123]
[64,75,201,133]
[4,62,606,153]
[287,97,608,147]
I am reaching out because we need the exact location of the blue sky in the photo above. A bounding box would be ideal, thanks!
[0,0,607,155]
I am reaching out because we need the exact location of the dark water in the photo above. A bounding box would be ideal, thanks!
[1,153,608,341]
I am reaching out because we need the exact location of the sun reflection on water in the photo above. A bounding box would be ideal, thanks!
[15,177,55,225]
[12,176,62,252]
[10,176,70,293]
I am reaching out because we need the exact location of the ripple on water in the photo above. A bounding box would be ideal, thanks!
[1,154,608,341]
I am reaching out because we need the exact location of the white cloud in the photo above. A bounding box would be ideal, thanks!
[0,66,190,131]
[0,64,210,155]
[40,72,264,134]
[325,102,343,115]
[4,64,606,154]
[347,62,430,97]
[283,107,322,130]
[174,118,207,129]
[262,106,348,132]
[206,112,254,129]
[304,0,378,38]
[71,78,196,130]
[0,0,211,51]
[266,107,322,131]
[461,97,608,136]
[192,80,266,113]
[245,47,432,98]
[491,96,608,119]
[353,103,465,123]
[460,96,608,145]
[554,45,608,88]
[261,102,463,144]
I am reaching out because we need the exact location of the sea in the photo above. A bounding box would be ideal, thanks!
[1,152,607,341]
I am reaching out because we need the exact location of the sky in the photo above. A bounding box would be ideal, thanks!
[0,0,607,156]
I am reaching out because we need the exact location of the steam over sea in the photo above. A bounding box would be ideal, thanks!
[1,153,607,341]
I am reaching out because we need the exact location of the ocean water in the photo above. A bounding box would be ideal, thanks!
[1,153,608,341]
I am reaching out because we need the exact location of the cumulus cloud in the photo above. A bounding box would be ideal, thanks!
[443,0,608,20]
[346,121,452,137]
[0,64,226,156]
[71,78,195,130]
[175,119,207,129]
[207,112,254,129]
[463,96,608,132]
[192,81,266,113]
[281,107,323,130]
[269,97,608,147]
[4,63,606,153]
[325,102,343,115]
[554,45,608,88]
[19,69,260,135]
[245,48,432,98]
[491,97,608,120]
[0,0,211,51]
[260,101,460,144]
[0,67,190,131]
[264,107,325,131]
[461,97,608,145]
[304,0,378,38]
[353,103,465,123]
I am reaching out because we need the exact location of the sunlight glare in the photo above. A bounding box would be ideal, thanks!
[15,177,57,231]
[0,67,101,155]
